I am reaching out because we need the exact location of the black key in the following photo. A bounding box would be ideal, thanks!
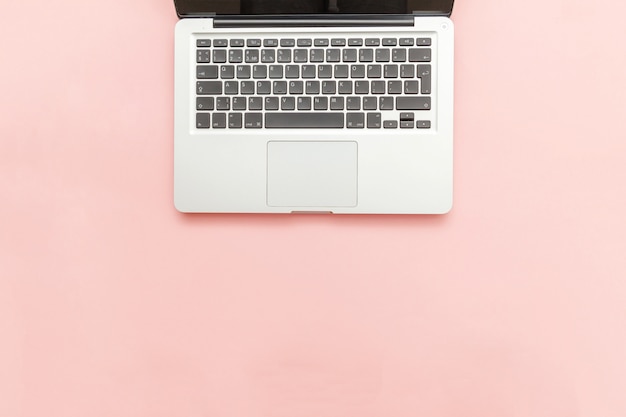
[305,80,320,95]
[297,96,311,110]
[229,113,242,128]
[285,65,300,78]
[277,49,291,63]
[197,39,211,47]
[384,64,398,78]
[318,65,332,78]
[346,113,365,128]
[351,64,365,78]
[383,120,398,128]
[197,65,218,79]
[355,80,369,94]
[266,113,344,128]
[379,96,394,110]
[248,97,263,110]
[399,38,414,46]
[196,81,222,95]
[376,49,390,62]
[220,65,234,79]
[326,49,341,62]
[396,97,431,110]
[322,80,336,94]
[338,80,353,94]
[343,49,357,62]
[229,50,243,63]
[257,81,271,94]
[212,113,226,128]
[273,81,287,94]
[294,49,308,63]
[261,50,275,63]
[196,113,210,128]
[264,39,279,47]
[232,96,246,110]
[401,121,413,129]
[224,81,238,95]
[330,96,344,110]
[265,97,279,110]
[359,49,374,62]
[269,65,283,78]
[382,38,397,46]
[253,65,267,79]
[216,97,230,110]
[346,96,360,110]
[247,39,262,47]
[371,81,385,94]
[280,38,295,47]
[331,38,346,46]
[196,97,214,110]
[244,113,263,128]
[314,97,328,110]
[388,80,402,94]
[392,48,406,62]
[310,49,324,62]
[289,80,303,94]
[214,39,228,47]
[404,80,419,94]
[400,112,414,121]
[417,38,432,46]
[236,65,251,79]
[301,65,316,78]
[417,120,431,128]
[409,48,431,62]
[400,64,415,78]
[348,38,363,46]
[367,64,381,78]
[240,81,255,94]
[365,38,380,46]
[334,65,349,78]
[245,50,259,63]
[367,112,381,128]
[297,38,312,47]
[197,50,211,63]
[363,97,377,110]
[417,64,432,94]
[230,39,244,47]
[213,50,226,63]
[314,38,329,46]
[281,96,295,110]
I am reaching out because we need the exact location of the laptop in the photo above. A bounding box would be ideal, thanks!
[173,0,455,214]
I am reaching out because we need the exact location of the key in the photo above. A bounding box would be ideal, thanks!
[318,65,332,78]
[248,96,263,110]
[213,50,226,63]
[196,97,214,110]
[330,96,344,110]
[281,96,295,110]
[247,39,262,47]
[367,112,381,128]
[245,50,259,63]
[301,65,316,78]
[365,38,380,46]
[314,97,328,110]
[396,97,431,110]
[400,64,414,78]
[382,38,397,46]
[409,48,431,62]
[343,49,357,62]
[196,81,222,95]
[280,38,295,47]
[334,65,349,78]
[392,49,406,62]
[216,97,230,110]
[400,112,414,121]
[289,80,303,94]
[401,121,413,128]
[363,97,377,110]
[257,81,271,94]
[236,65,251,79]
[417,120,431,128]
[265,97,279,110]
[314,38,329,46]
[253,65,267,79]
[224,81,238,95]
[294,49,308,63]
[351,65,365,78]
[265,113,344,128]
[285,65,299,78]
[417,38,432,46]
[212,113,226,128]
[277,49,291,63]
[388,80,402,94]
[346,113,365,128]
[326,49,341,62]
[338,80,353,94]
[197,50,211,63]
[355,80,369,94]
[268,65,283,78]
[404,80,419,94]
[244,113,262,128]
[310,49,324,62]
[375,49,390,62]
[383,120,398,128]
[359,49,374,62]
[379,96,394,110]
[371,81,385,94]
[322,80,336,94]
[305,81,320,95]
[273,81,287,94]
[399,38,414,46]
[297,38,312,47]
[214,39,228,47]
[417,64,431,94]
[229,50,243,63]
[197,39,211,47]
[346,96,361,110]
[240,81,255,94]
[232,96,246,110]
[196,113,210,128]
[228,113,242,128]
[263,39,279,47]
[348,38,363,46]
[331,38,346,46]
[297,96,311,110]
[367,64,381,78]
[220,65,234,79]
[384,64,398,78]
[230,39,244,47]
[261,49,275,63]
[197,65,218,79]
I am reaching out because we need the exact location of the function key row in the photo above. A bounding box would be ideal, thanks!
[197,48,431,63]
[197,37,432,48]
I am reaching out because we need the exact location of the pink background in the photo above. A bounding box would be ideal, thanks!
[2,0,626,416]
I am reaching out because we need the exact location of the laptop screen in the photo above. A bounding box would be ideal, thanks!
[174,0,454,17]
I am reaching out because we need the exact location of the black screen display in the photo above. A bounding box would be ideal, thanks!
[174,0,454,17]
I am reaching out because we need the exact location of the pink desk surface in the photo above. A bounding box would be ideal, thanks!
[2,0,626,416]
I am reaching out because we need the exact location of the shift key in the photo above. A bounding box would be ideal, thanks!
[396,97,431,110]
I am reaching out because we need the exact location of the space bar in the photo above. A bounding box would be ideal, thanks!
[265,113,344,128]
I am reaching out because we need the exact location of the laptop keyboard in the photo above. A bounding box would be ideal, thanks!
[194,36,432,129]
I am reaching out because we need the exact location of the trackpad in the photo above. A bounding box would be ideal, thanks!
[267,141,357,207]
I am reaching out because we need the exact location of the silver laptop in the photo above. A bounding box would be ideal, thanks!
[174,0,455,214]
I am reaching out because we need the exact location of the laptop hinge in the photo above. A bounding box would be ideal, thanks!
[213,14,414,28]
